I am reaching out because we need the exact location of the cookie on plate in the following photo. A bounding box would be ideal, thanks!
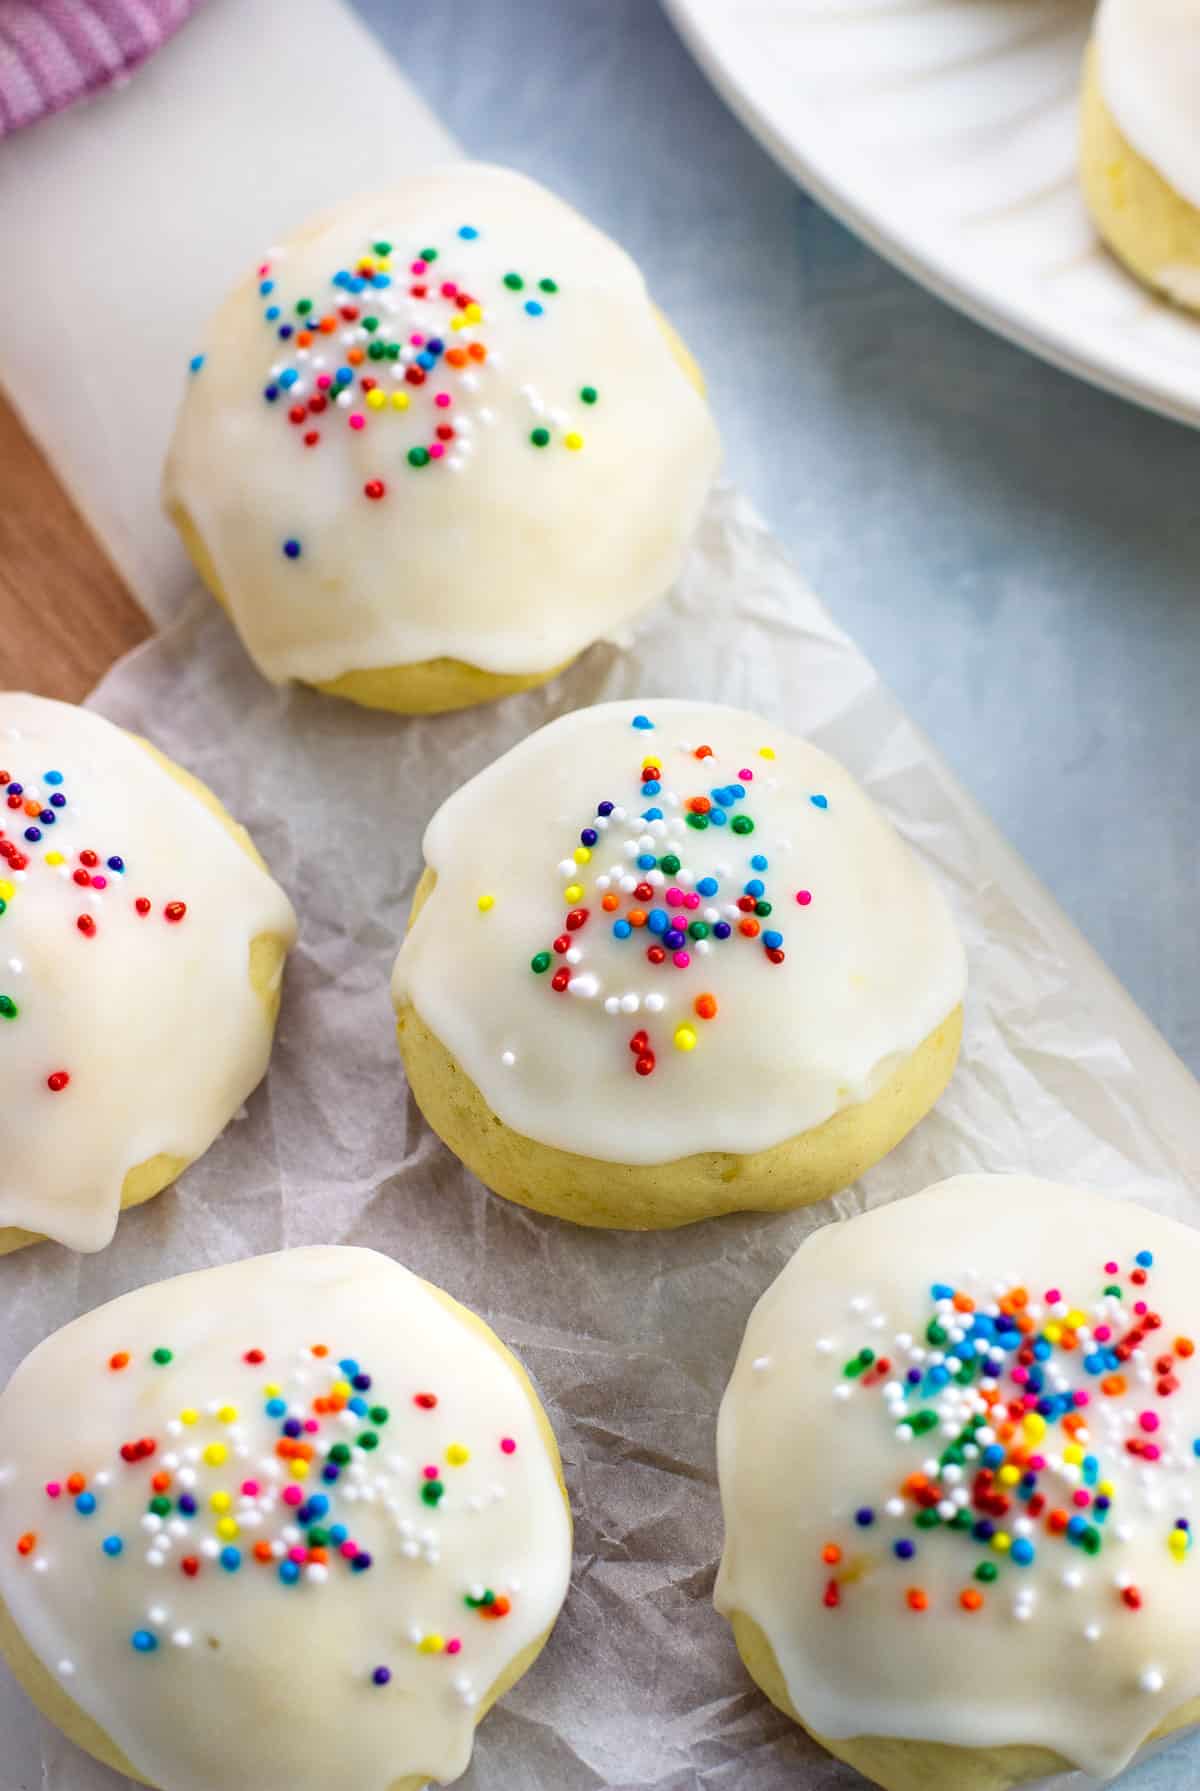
[393,700,965,1228]
[0,693,296,1254]
[716,1174,1200,1789]
[164,163,719,713]
[0,1246,572,1790]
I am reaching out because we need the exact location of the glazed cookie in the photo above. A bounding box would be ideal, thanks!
[164,163,719,713]
[716,1175,1200,1790]
[392,700,965,1228]
[0,693,296,1254]
[0,1246,572,1790]
[1081,0,1200,312]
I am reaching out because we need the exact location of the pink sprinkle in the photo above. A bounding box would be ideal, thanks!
[288,1546,307,1564]
[440,282,458,298]
[1135,1301,1148,1315]
[1012,1366,1029,1386]
[1072,1490,1091,1508]
[665,887,684,907]
[683,892,701,910]
[423,1465,439,1480]
[45,1482,61,1499]
[428,443,445,460]
[92,875,107,890]
[317,375,332,391]
[282,1485,303,1507]
[1074,1389,1090,1407]
[1022,1392,1038,1410]
[241,1480,260,1498]
[258,262,270,277]
[1028,1455,1046,1472]
[434,391,452,408]
[1045,1289,1061,1305]
[1096,1326,1112,1342]
[1105,1262,1119,1275]
[446,1637,462,1654]
[340,1540,358,1559]
[303,1419,319,1434]
[411,260,427,276]
[795,890,812,906]
[500,1438,516,1455]
[673,951,691,969]
[1144,1443,1162,1462]
[409,333,425,347]
[738,769,754,782]
[349,414,365,431]
[1139,1411,1160,1433]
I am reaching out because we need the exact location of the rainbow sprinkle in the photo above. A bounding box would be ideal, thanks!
[248,227,598,501]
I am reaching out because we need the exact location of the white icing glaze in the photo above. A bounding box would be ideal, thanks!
[392,700,965,1165]
[0,693,296,1251]
[163,163,719,684]
[715,1176,1200,1778]
[1097,0,1200,210]
[0,1246,572,1791]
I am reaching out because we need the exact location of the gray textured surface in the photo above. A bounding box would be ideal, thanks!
[352,0,1200,1081]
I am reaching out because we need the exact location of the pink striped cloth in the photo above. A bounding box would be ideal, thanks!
[0,0,200,138]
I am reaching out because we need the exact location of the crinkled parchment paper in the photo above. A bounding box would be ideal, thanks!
[2,484,1199,1791]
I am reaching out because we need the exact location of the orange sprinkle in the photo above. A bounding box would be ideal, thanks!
[694,993,718,1021]
[601,893,619,913]
[109,1351,130,1372]
[738,918,761,938]
[318,315,337,334]
[308,1546,328,1565]
[627,909,647,928]
[1177,1338,1195,1358]
[906,1588,928,1612]
[253,1541,274,1563]
[694,745,713,760]
[1048,1509,1070,1534]
[821,1543,842,1566]
[151,1472,171,1494]
[445,347,468,368]
[313,1397,331,1415]
[311,1345,329,1357]
[22,798,39,817]
[347,347,365,366]
[960,1589,983,1612]
[66,1473,86,1496]
[296,330,313,348]
[467,342,487,362]
[687,796,712,815]
[16,1532,36,1556]
[481,1594,511,1619]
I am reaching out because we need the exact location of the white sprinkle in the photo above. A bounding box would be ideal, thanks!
[1139,1668,1165,1694]
[172,1630,192,1648]
[1084,1624,1102,1643]
[501,1051,516,1068]
[644,993,665,1014]
[751,1357,771,1374]
[57,1660,74,1676]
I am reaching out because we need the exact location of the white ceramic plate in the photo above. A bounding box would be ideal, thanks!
[664,0,1200,429]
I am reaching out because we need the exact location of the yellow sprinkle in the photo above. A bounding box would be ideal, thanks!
[360,257,376,273]
[332,1381,352,1400]
[998,1464,1020,1486]
[673,1026,697,1053]
[564,431,583,451]
[1169,1531,1189,1556]
[216,1518,239,1541]
[391,391,410,411]
[202,1443,227,1467]
[263,1383,281,1398]
[375,256,391,271]
[210,1491,231,1513]
[366,389,386,411]
[0,881,13,901]
[1063,1443,1084,1467]
[465,303,482,323]
[44,852,64,867]
[1043,1324,1062,1344]
[450,315,465,331]
[218,1404,239,1424]
[564,884,583,904]
[759,746,776,759]
[476,894,495,913]
[179,1409,199,1427]
[573,847,591,864]
[1098,1479,1115,1498]
[290,1459,309,1481]
[418,1633,445,1654]
[1066,1309,1087,1329]
[445,1444,470,1467]
[991,1532,1012,1553]
[1022,1413,1046,1441]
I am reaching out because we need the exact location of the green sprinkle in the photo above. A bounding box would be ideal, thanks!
[357,1431,379,1451]
[1081,1528,1102,1555]
[580,385,598,404]
[915,1508,942,1529]
[368,341,386,360]
[926,1320,948,1346]
[151,1348,172,1366]
[148,1496,171,1517]
[754,900,772,917]
[329,1443,351,1465]
[731,815,754,835]
[465,1587,496,1608]
[0,899,8,916]
[503,273,524,291]
[688,921,709,941]
[686,813,709,831]
[538,278,558,294]
[975,1561,999,1583]
[385,343,401,360]
[373,240,392,257]
[1104,1285,1123,1299]
[362,316,379,332]
[407,447,431,468]
[418,246,437,262]
[940,1444,966,1468]
[369,1405,389,1425]
[0,995,17,1019]
[910,1410,939,1435]
[530,427,551,448]
[659,854,681,875]
[843,1348,875,1379]
[295,299,313,316]
[421,1480,445,1507]
[531,951,552,974]
[307,1526,329,1548]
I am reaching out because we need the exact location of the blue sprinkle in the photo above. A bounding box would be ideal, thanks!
[632,715,654,730]
[751,854,768,871]
[322,1464,340,1483]
[762,930,783,949]
[427,338,445,355]
[330,1524,348,1545]
[647,910,669,935]
[335,366,353,385]
[458,225,479,239]
[417,351,435,371]
[728,783,746,800]
[372,274,392,289]
[278,368,298,389]
[23,827,40,843]
[524,300,544,316]
[893,1539,915,1560]
[339,1358,359,1376]
[581,830,598,847]
[982,1445,1005,1468]
[663,930,685,951]
[637,853,656,870]
[613,920,632,940]
[931,1283,954,1300]
[641,781,661,796]
[265,1397,287,1418]
[708,809,727,826]
[744,879,765,898]
[713,921,732,940]
[1011,1539,1035,1566]
[263,385,279,402]
[333,271,351,289]
[278,1560,300,1585]
[278,325,293,340]
[597,801,614,816]
[178,1494,196,1516]
[259,279,275,296]
[973,1519,995,1542]
[349,275,367,294]
[712,788,736,808]
[50,794,66,808]
[697,877,719,897]
[348,1396,368,1416]
[106,856,124,872]
[131,1630,158,1653]
[265,305,281,322]
[43,770,63,786]
[352,1373,371,1391]
[1136,1250,1154,1268]
[641,808,663,822]
[39,810,54,825]
[283,539,302,560]
[307,1495,329,1518]
[189,354,205,374]
[75,1492,96,1516]
[350,1551,373,1572]
[905,1366,922,1385]
[102,1536,123,1557]
[810,793,829,810]
[6,784,22,795]
[1194,1440,1200,1458]
[926,1365,950,1390]
[220,1546,241,1572]
[854,1507,874,1528]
